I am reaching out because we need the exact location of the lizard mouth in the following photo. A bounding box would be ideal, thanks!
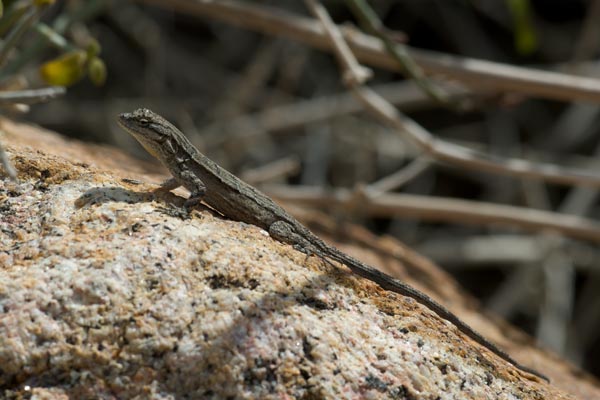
[117,112,133,126]
[116,112,164,159]
[116,115,144,145]
[116,113,140,137]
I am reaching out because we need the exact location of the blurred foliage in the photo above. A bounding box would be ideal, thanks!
[0,3,28,37]
[507,0,538,55]
[39,39,106,87]
[39,49,86,86]
[0,0,107,88]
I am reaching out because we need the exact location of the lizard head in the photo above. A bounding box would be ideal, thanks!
[118,108,174,158]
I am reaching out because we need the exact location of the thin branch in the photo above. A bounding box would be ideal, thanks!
[212,39,283,119]
[430,138,600,187]
[537,240,575,353]
[305,0,372,86]
[345,0,459,108]
[34,23,72,51]
[203,81,471,148]
[136,0,600,103]
[449,237,600,271]
[306,0,600,188]
[264,184,600,244]
[0,7,41,67]
[419,235,545,267]
[487,267,539,317]
[366,156,431,194]
[241,156,301,185]
[571,0,600,61]
[0,86,66,105]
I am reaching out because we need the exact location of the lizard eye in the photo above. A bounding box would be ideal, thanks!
[139,118,149,126]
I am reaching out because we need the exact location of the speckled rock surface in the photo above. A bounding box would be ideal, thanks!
[0,118,593,399]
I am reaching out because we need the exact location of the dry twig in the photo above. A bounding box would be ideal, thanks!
[137,0,600,103]
[0,86,65,105]
[345,0,459,108]
[203,81,470,148]
[366,156,431,194]
[264,184,600,244]
[241,156,301,186]
[305,0,600,189]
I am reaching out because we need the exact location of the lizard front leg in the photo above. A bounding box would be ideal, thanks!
[179,169,206,208]
[157,171,206,208]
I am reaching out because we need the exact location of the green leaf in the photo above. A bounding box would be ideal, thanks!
[507,0,538,55]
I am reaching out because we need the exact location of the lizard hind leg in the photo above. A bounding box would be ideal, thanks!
[269,221,335,269]
[159,177,181,191]
[154,175,205,209]
[269,220,318,254]
[153,177,181,202]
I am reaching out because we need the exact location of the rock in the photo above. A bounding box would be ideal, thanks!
[0,118,592,399]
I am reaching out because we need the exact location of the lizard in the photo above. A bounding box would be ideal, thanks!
[117,108,548,382]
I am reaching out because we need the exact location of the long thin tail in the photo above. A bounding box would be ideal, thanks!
[324,245,548,382]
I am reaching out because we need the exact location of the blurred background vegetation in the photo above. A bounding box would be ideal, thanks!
[3,0,600,377]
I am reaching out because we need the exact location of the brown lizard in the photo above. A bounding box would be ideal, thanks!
[117,108,547,382]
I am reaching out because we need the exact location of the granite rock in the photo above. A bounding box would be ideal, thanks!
[0,118,592,399]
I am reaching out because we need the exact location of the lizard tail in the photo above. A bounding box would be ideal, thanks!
[322,246,549,382]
